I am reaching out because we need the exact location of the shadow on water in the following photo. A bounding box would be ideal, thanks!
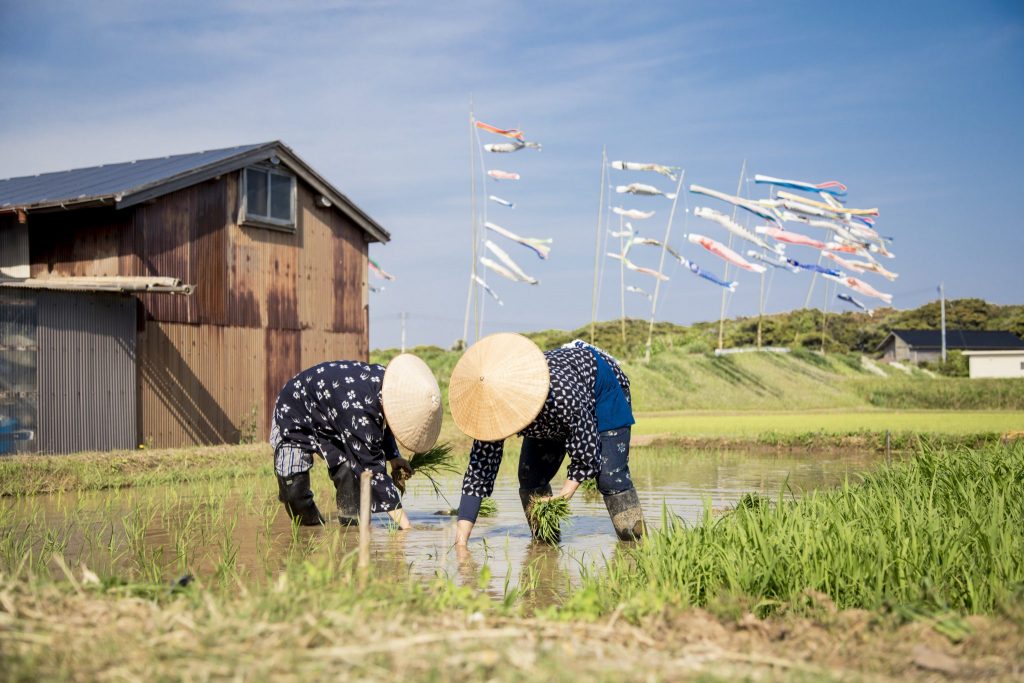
[1,448,881,607]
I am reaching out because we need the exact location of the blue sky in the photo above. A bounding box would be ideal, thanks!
[1,1,1022,349]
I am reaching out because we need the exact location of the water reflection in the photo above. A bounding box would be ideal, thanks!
[1,448,879,604]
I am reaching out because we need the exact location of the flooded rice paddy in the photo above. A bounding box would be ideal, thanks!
[1,447,881,605]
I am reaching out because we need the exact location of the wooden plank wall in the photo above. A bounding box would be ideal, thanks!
[27,170,372,448]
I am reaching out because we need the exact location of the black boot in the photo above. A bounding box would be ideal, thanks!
[329,464,360,526]
[276,472,325,526]
[603,487,646,541]
[519,484,553,540]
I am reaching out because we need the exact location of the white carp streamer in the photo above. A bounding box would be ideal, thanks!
[487,170,520,181]
[695,206,781,255]
[613,206,655,220]
[610,160,679,181]
[485,240,538,284]
[616,183,677,200]
[472,275,504,305]
[484,221,552,260]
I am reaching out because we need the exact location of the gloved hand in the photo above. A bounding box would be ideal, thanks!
[390,456,413,494]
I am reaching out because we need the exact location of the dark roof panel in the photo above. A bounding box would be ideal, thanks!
[888,329,1024,350]
[0,143,271,209]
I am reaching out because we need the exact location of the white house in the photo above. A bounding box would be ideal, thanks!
[961,350,1024,379]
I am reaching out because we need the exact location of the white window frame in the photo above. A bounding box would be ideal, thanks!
[241,166,297,231]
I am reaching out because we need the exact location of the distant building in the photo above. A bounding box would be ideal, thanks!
[876,329,1024,364]
[0,142,389,454]
[961,350,1024,379]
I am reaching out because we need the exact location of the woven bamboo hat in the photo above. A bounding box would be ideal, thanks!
[382,353,443,453]
[449,333,550,441]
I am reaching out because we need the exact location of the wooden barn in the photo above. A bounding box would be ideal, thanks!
[0,141,389,454]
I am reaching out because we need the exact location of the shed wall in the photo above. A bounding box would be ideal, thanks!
[968,354,1024,379]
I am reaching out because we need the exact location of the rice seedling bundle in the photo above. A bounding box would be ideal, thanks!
[528,496,570,544]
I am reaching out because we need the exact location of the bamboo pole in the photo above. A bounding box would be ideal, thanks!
[590,147,607,344]
[461,107,478,347]
[358,470,372,583]
[619,212,626,344]
[717,160,746,350]
[644,170,685,363]
[757,269,765,349]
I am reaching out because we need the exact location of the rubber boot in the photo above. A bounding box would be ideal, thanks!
[276,472,325,526]
[519,484,553,540]
[603,487,646,541]
[329,464,360,526]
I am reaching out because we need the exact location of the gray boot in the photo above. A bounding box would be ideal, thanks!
[603,487,646,541]
[329,464,360,526]
[276,472,325,526]
[519,484,553,540]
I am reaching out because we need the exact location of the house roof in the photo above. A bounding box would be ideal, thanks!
[877,329,1024,351]
[0,141,389,242]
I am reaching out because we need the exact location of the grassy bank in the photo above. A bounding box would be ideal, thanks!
[562,442,1024,620]
[376,343,1024,413]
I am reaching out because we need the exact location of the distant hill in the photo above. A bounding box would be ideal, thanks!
[372,299,1024,414]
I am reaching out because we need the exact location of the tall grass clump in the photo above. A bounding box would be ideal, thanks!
[564,442,1024,618]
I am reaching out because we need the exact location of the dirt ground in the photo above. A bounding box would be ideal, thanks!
[1,578,1021,682]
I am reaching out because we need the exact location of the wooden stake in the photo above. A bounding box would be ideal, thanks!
[358,470,372,581]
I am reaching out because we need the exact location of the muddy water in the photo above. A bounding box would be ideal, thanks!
[3,448,880,604]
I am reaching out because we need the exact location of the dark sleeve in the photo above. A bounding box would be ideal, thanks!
[460,439,505,498]
[382,425,401,460]
[597,350,631,406]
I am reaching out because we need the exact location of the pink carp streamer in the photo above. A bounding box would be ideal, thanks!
[843,259,899,281]
[695,206,781,254]
[472,275,504,305]
[686,233,766,273]
[613,206,655,220]
[756,226,825,249]
[610,160,679,181]
[368,258,396,281]
[607,252,670,281]
[487,169,521,181]
[484,221,552,260]
[484,240,538,284]
[480,257,520,283]
[754,174,848,198]
[822,250,862,273]
[474,120,525,141]
[838,276,893,304]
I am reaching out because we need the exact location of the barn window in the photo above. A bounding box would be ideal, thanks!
[242,167,295,230]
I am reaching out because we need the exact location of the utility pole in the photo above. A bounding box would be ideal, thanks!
[400,312,408,353]
[940,282,947,363]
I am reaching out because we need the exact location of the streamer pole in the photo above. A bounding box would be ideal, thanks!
[590,147,606,344]
[717,159,746,350]
[462,106,478,347]
[619,212,626,344]
[644,170,685,363]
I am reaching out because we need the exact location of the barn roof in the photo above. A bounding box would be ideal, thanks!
[876,329,1024,351]
[0,141,389,242]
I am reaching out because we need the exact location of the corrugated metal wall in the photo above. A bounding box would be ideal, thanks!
[36,291,137,453]
[27,170,372,449]
[0,290,38,454]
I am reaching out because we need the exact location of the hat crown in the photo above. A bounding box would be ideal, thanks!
[382,354,442,453]
[449,333,550,441]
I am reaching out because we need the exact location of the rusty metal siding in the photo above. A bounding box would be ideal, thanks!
[29,207,132,279]
[0,290,39,454]
[36,291,136,453]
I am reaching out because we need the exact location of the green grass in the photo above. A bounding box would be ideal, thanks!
[632,410,1024,438]
[561,442,1024,620]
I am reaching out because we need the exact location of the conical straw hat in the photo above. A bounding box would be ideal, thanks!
[382,353,443,453]
[449,333,550,441]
